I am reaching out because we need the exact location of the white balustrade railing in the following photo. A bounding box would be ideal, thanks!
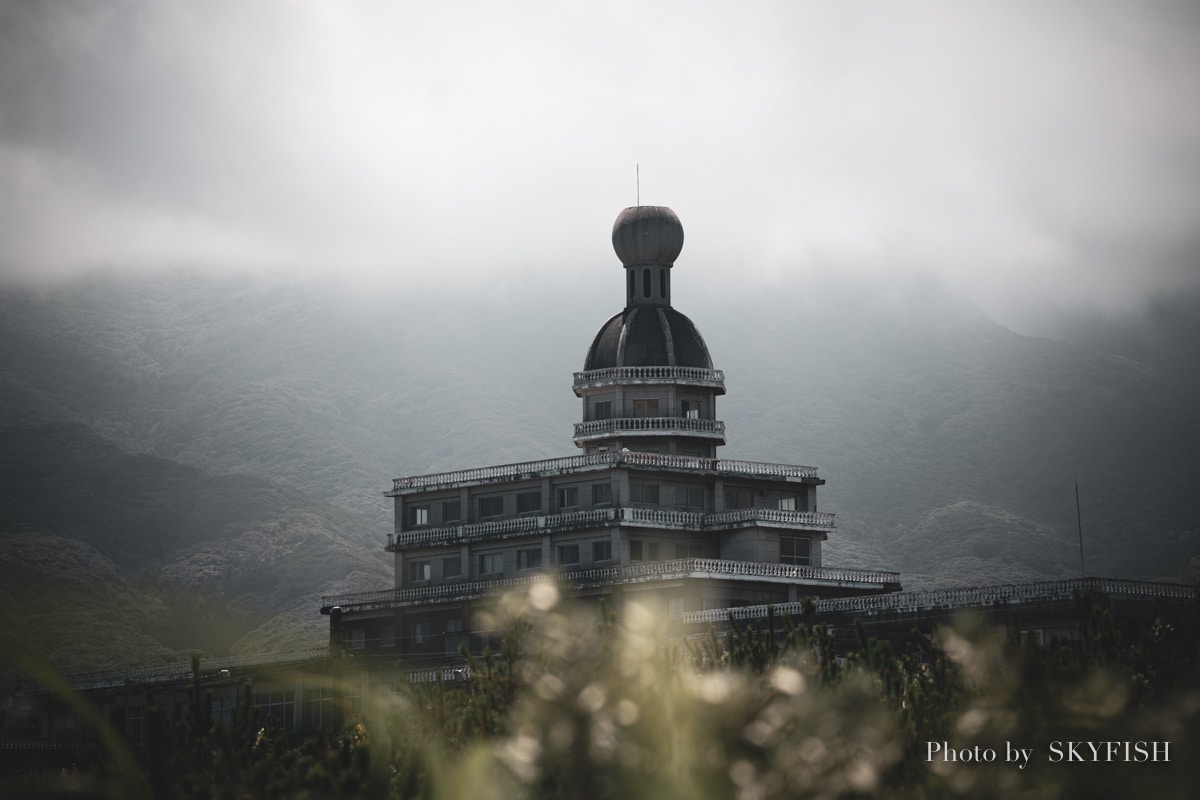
[573,417,726,438]
[391,451,820,492]
[572,366,726,388]
[390,506,834,548]
[320,559,900,611]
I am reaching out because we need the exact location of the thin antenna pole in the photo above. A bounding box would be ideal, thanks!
[636,163,640,206]
[1075,481,1086,578]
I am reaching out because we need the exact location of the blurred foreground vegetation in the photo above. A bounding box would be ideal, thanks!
[5,585,1199,799]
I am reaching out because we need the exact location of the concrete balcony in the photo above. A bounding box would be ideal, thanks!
[387,506,835,549]
[573,366,726,392]
[389,451,819,494]
[320,558,901,613]
[572,416,726,441]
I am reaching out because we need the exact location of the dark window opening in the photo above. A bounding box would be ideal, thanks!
[517,491,542,514]
[558,544,580,565]
[479,496,504,518]
[780,535,811,566]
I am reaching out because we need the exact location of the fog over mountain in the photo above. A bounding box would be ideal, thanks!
[1,266,1197,678]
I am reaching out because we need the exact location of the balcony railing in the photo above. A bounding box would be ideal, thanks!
[573,417,726,439]
[573,366,726,390]
[681,577,1198,625]
[389,506,835,548]
[320,558,899,613]
[390,451,819,492]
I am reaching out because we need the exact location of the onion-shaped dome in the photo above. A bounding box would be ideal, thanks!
[611,206,684,266]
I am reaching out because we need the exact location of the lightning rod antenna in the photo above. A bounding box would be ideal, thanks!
[636,163,640,206]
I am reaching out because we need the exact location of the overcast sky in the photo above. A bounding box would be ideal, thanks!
[2,0,1198,333]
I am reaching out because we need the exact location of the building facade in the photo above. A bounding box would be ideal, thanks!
[320,205,901,658]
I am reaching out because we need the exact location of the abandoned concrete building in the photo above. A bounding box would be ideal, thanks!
[318,204,902,658]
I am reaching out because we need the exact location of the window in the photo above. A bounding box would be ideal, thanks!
[660,268,666,299]
[558,544,580,565]
[381,625,396,648]
[443,556,462,578]
[211,697,232,729]
[643,267,651,298]
[780,536,811,566]
[409,560,431,583]
[724,488,754,509]
[517,491,542,514]
[594,400,613,420]
[557,486,579,508]
[412,622,430,645]
[409,506,430,526]
[593,540,612,562]
[442,500,462,522]
[631,541,660,561]
[778,496,797,511]
[668,598,684,618]
[592,483,612,505]
[478,552,504,575]
[347,628,365,650]
[518,548,543,570]
[674,542,703,559]
[304,689,332,731]
[124,706,144,741]
[479,496,504,518]
[630,482,659,505]
[446,618,464,634]
[633,398,659,417]
[676,486,704,508]
[681,400,700,419]
[254,690,296,730]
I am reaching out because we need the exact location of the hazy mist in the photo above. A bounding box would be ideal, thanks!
[2,0,1199,339]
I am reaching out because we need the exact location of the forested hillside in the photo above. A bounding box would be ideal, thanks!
[2,269,1198,676]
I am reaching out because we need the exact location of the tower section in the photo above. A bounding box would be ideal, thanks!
[573,206,727,456]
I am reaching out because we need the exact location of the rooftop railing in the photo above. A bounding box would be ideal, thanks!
[573,417,726,439]
[320,558,899,612]
[389,506,835,548]
[681,577,1198,625]
[390,451,819,492]
[572,366,726,389]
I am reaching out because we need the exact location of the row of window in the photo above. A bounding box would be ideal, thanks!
[409,534,811,583]
[407,485,614,527]
[409,540,615,582]
[345,619,466,650]
[591,399,705,420]
[407,485,807,528]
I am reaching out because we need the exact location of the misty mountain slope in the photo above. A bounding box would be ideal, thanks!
[0,531,177,684]
[0,274,580,534]
[712,278,1200,585]
[0,422,391,673]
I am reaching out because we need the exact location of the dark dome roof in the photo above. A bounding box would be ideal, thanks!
[612,206,684,266]
[583,306,713,370]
